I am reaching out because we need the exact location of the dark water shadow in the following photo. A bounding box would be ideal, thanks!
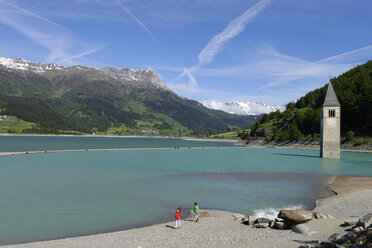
[271,153,319,158]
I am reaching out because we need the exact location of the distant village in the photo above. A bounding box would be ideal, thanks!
[140,129,159,134]
[0,115,7,122]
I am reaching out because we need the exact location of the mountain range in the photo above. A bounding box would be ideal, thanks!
[0,56,260,135]
[203,100,285,116]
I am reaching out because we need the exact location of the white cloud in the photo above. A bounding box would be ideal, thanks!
[171,43,369,90]
[0,0,105,65]
[162,42,372,105]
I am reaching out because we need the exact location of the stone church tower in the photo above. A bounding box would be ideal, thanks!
[320,82,341,158]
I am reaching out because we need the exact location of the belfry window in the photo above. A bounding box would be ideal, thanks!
[329,109,335,117]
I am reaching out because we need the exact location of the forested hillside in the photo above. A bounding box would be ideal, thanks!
[247,60,372,141]
[0,58,257,135]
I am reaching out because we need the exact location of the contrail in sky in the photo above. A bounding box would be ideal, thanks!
[258,43,372,90]
[113,0,162,47]
[0,0,106,65]
[58,44,110,64]
[198,0,271,67]
[183,67,198,89]
[0,0,74,34]
[317,44,372,63]
[170,0,271,85]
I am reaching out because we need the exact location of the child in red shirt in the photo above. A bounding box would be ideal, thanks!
[174,207,181,229]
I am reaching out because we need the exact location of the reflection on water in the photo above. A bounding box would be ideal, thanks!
[319,156,341,174]
[271,153,319,158]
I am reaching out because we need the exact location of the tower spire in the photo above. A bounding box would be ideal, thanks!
[323,82,340,107]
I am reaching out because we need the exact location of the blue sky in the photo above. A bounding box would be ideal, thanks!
[0,0,371,106]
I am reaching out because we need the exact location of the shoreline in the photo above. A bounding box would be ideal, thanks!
[0,133,236,142]
[0,146,242,157]
[240,139,372,154]
[0,142,370,158]
[2,133,370,153]
[2,175,371,248]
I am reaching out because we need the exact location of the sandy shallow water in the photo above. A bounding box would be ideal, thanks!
[1,176,371,248]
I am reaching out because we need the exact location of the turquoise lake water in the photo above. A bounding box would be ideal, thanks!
[0,135,236,152]
[0,136,371,245]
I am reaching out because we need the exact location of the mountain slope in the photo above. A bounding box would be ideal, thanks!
[248,60,372,141]
[0,56,256,135]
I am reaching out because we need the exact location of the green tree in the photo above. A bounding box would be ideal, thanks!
[271,126,278,141]
[249,120,261,137]
[286,102,295,111]
[296,97,306,109]
[0,100,8,114]
[290,124,303,141]
[295,108,320,135]
[272,110,282,121]
[283,109,292,120]
[279,130,290,141]
[261,114,270,123]
[345,130,355,142]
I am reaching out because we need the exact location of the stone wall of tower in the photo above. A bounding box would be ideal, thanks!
[320,106,341,158]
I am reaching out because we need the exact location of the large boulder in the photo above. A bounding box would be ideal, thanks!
[254,217,271,224]
[292,223,317,236]
[269,220,275,228]
[316,241,338,248]
[343,232,357,243]
[298,245,311,248]
[327,233,347,244]
[242,216,257,225]
[352,226,364,234]
[254,223,269,228]
[253,218,271,228]
[274,221,287,230]
[327,233,342,242]
[232,213,246,220]
[358,213,372,228]
[344,219,360,226]
[278,209,313,224]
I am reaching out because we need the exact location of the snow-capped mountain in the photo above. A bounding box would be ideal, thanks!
[0,56,64,73]
[0,56,169,91]
[100,67,168,90]
[203,100,285,116]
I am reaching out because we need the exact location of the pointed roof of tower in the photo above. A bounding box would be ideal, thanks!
[323,82,340,107]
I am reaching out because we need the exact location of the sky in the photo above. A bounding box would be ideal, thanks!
[0,0,371,106]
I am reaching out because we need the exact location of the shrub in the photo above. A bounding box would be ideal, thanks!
[345,130,355,141]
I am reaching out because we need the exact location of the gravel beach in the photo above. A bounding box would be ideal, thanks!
[1,176,372,248]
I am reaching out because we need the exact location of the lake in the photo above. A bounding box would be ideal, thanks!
[0,136,371,245]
